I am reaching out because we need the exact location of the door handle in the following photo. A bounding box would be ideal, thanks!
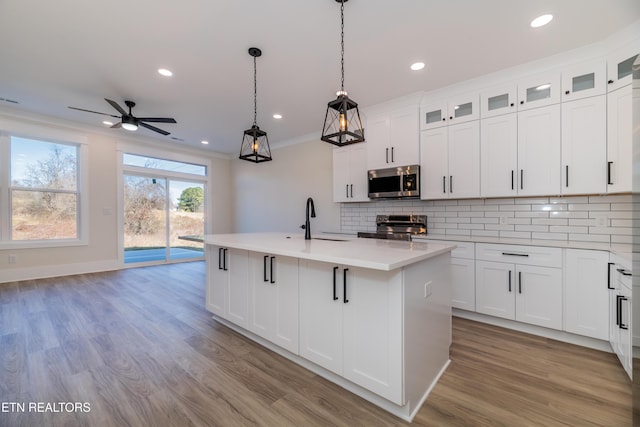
[270,256,275,284]
[565,165,569,188]
[520,169,524,190]
[350,184,353,198]
[343,268,349,303]
[218,248,224,270]
[223,248,228,271]
[443,176,446,193]
[449,176,453,193]
[346,184,349,198]
[511,170,514,190]
[386,148,389,163]
[263,255,269,282]
[518,271,522,294]
[391,147,394,163]
[607,161,613,185]
[607,262,615,289]
[333,266,339,301]
[508,270,512,292]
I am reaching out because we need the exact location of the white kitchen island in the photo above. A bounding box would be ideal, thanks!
[204,232,454,421]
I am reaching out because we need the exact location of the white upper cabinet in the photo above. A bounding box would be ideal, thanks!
[607,85,632,193]
[480,83,518,118]
[561,95,607,195]
[517,104,561,196]
[607,41,639,92]
[333,143,369,202]
[365,105,419,170]
[517,71,561,111]
[561,59,607,101]
[420,91,478,130]
[480,112,518,197]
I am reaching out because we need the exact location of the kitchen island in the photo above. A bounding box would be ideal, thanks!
[204,232,454,421]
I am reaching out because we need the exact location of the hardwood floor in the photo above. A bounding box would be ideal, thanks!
[0,262,632,426]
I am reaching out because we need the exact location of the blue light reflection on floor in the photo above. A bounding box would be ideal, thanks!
[124,248,204,264]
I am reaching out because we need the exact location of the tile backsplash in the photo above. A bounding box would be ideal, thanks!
[340,195,634,245]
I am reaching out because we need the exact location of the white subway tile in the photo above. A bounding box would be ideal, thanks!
[446,205,472,212]
[472,217,500,224]
[434,200,460,206]
[549,211,588,219]
[532,218,568,226]
[568,218,599,227]
[550,196,589,204]
[532,204,567,212]
[446,217,471,224]
[568,233,611,243]
[499,204,532,211]
[515,224,549,232]
[485,224,515,231]
[446,229,471,236]
[569,203,610,211]
[472,230,500,237]
[610,219,633,227]
[471,205,499,212]
[458,223,485,230]
[549,225,589,234]
[515,211,549,218]
[516,197,549,205]
[589,227,633,235]
[506,217,531,225]
[458,211,485,218]
[532,232,568,240]
[500,231,532,239]
[611,234,633,244]
[485,198,515,205]
[588,195,631,203]
[610,203,638,211]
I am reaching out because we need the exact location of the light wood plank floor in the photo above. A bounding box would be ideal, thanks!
[0,262,631,426]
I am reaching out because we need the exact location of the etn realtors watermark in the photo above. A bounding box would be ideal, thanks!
[1,402,91,413]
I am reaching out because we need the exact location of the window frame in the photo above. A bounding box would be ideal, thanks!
[0,122,89,249]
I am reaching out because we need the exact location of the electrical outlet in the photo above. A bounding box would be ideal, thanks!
[500,216,507,225]
[424,281,433,298]
[8,254,16,264]
[597,217,606,227]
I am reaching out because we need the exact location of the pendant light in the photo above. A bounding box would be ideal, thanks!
[240,47,272,163]
[321,0,365,147]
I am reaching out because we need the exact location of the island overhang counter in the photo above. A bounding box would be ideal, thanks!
[204,232,455,422]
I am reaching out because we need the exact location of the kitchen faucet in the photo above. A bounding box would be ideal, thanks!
[301,197,316,240]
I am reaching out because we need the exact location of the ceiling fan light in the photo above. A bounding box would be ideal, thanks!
[122,116,138,131]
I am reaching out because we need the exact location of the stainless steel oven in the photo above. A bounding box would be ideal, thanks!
[367,165,420,199]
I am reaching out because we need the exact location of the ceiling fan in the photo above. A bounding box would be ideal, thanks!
[68,98,177,135]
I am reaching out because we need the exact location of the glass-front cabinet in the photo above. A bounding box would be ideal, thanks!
[480,83,517,118]
[517,71,561,111]
[607,41,639,92]
[561,59,607,101]
[420,91,478,130]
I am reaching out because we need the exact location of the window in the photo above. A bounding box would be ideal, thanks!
[1,131,87,248]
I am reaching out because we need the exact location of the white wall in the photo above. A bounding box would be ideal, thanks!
[231,137,340,234]
[0,108,232,282]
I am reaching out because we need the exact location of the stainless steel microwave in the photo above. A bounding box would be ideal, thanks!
[367,165,420,199]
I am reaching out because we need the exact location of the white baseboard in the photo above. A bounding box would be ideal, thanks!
[0,259,120,283]
[453,309,613,353]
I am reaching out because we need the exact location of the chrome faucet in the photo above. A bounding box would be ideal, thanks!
[301,197,316,240]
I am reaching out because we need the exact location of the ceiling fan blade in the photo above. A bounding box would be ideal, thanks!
[110,122,122,129]
[137,117,177,123]
[104,98,127,115]
[68,106,120,118]
[139,122,170,136]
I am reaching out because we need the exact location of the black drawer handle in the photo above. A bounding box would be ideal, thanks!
[223,249,228,271]
[270,256,275,284]
[343,268,349,303]
[218,248,224,270]
[502,252,529,257]
[508,270,512,292]
[607,262,615,289]
[333,266,339,301]
[518,271,522,294]
[263,255,269,282]
[617,268,632,277]
[607,161,613,185]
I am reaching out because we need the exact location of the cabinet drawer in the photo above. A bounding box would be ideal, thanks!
[428,239,474,259]
[475,243,561,268]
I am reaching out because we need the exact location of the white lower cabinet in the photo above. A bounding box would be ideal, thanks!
[206,245,249,328]
[428,240,475,311]
[475,244,562,330]
[609,254,632,379]
[247,252,299,354]
[298,259,403,403]
[563,249,609,340]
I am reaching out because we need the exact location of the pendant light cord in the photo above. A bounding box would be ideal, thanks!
[340,0,345,92]
[253,55,257,126]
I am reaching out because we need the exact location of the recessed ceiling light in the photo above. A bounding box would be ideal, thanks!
[103,121,113,126]
[273,114,283,119]
[530,14,553,28]
[158,68,173,77]
[201,140,209,145]
[410,62,425,71]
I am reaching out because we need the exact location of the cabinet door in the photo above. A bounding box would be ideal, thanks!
[299,259,343,375]
[333,146,352,202]
[607,42,639,92]
[607,85,632,193]
[248,253,274,339]
[480,113,518,197]
[365,113,390,170]
[475,260,515,320]
[342,267,403,404]
[480,83,517,118]
[225,248,249,328]
[517,71,561,111]
[448,121,480,198]
[420,99,448,130]
[388,107,420,166]
[451,257,475,311]
[447,92,479,124]
[420,127,449,199]
[271,255,299,354]
[517,104,561,196]
[561,96,606,195]
[515,265,562,330]
[206,245,227,317]
[348,143,369,201]
[616,284,632,378]
[561,59,606,101]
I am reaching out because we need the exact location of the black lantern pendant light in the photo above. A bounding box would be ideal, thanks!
[321,0,365,146]
[240,47,273,163]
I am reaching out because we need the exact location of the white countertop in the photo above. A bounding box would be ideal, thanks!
[204,232,455,271]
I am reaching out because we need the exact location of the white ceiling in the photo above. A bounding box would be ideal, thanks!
[1,0,639,155]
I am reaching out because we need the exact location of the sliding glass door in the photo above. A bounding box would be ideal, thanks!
[168,180,204,261]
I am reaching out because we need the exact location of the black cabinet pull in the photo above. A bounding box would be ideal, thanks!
[270,256,275,284]
[619,296,629,330]
[565,90,570,95]
[449,116,453,120]
[502,252,529,257]
[520,169,524,190]
[391,147,395,163]
[218,248,224,270]
[350,184,353,198]
[223,249,228,271]
[508,270,512,292]
[608,79,614,84]
[616,295,622,326]
[343,268,349,303]
[443,176,446,193]
[511,170,514,190]
[263,255,269,282]
[346,184,349,198]
[333,266,339,301]
[442,117,446,121]
[565,165,569,188]
[617,268,632,277]
[449,175,453,193]
[607,262,615,289]
[520,100,524,105]
[607,161,613,185]
[386,148,389,163]
[510,103,514,107]
[518,271,522,294]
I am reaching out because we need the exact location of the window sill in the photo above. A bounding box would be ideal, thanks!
[0,238,88,250]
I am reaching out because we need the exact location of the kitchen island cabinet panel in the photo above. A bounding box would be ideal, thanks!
[206,245,249,327]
